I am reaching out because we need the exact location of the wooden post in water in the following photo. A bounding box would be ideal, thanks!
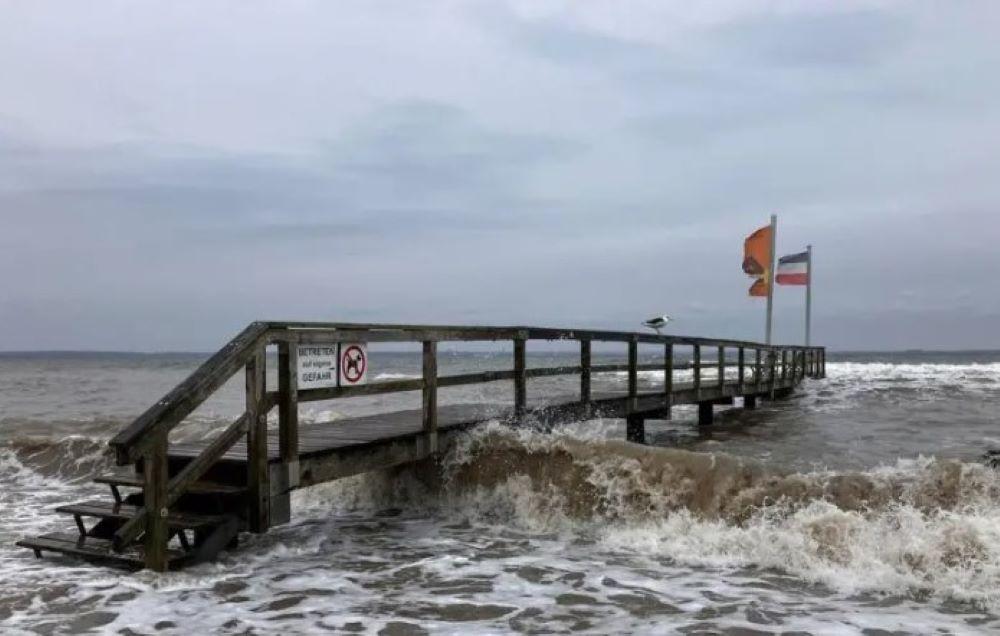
[768,349,777,399]
[781,350,788,383]
[246,346,269,533]
[277,341,299,488]
[698,402,713,426]
[627,337,638,412]
[693,344,701,400]
[755,348,762,391]
[143,433,168,571]
[513,337,526,418]
[422,341,438,453]
[663,343,673,420]
[625,337,644,443]
[717,345,725,389]
[580,339,591,406]
[737,347,745,393]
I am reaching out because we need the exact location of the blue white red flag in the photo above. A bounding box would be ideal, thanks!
[776,251,809,285]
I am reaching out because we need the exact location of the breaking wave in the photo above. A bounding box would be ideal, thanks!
[295,422,1000,608]
[0,435,113,481]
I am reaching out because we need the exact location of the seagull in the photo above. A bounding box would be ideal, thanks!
[642,315,673,334]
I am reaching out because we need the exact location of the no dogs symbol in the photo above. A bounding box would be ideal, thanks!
[340,344,368,385]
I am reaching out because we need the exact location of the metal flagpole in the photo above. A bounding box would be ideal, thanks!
[765,214,777,344]
[805,244,812,346]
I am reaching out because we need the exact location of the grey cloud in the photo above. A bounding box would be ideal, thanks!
[1,2,999,351]
[713,9,908,68]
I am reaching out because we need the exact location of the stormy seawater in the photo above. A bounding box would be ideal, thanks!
[3,348,1000,635]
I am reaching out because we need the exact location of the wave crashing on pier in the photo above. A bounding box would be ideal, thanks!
[290,421,1000,609]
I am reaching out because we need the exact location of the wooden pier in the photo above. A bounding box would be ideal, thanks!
[18,321,826,571]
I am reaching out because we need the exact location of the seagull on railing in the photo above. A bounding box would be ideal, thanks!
[642,315,673,335]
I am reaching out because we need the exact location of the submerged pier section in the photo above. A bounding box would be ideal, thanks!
[18,322,825,571]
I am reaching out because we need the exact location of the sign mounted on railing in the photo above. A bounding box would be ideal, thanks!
[297,346,338,389]
[340,343,368,386]
[296,343,369,388]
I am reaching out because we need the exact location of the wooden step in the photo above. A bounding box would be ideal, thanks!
[16,533,185,570]
[55,500,232,530]
[94,473,246,496]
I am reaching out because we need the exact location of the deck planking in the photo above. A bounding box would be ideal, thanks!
[167,378,783,466]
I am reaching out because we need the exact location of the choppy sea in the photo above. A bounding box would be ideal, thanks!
[3,348,1000,635]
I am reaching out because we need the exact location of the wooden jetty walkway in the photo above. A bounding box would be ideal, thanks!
[18,321,826,571]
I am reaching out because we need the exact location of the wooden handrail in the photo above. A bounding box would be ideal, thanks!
[109,322,269,465]
[109,321,825,463]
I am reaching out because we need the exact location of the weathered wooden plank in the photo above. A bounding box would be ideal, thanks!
[717,345,725,388]
[60,500,230,528]
[109,322,269,464]
[95,473,245,496]
[693,344,701,399]
[246,347,269,533]
[737,347,745,392]
[270,320,818,351]
[278,341,299,467]
[627,337,638,413]
[423,341,438,453]
[298,378,424,402]
[664,343,673,420]
[143,434,168,571]
[513,338,526,417]
[755,348,762,390]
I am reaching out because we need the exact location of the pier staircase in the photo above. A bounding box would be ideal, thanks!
[18,469,246,570]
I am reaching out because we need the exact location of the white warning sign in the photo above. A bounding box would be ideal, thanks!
[296,345,338,389]
[339,343,368,386]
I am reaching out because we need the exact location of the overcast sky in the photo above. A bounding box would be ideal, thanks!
[2,1,999,351]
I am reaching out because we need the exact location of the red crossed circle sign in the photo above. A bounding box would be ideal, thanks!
[341,344,367,384]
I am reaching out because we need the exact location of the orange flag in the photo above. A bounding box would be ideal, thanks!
[743,225,772,297]
[748,278,769,297]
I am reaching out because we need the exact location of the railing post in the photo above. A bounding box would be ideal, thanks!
[693,344,701,399]
[580,339,591,406]
[769,349,777,398]
[422,341,438,453]
[755,348,762,391]
[717,345,725,389]
[627,337,638,413]
[737,346,745,393]
[626,336,644,443]
[143,432,168,572]
[513,337,526,419]
[664,343,673,420]
[278,341,299,489]
[246,345,269,533]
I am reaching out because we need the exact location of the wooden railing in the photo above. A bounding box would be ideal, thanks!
[107,321,826,569]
